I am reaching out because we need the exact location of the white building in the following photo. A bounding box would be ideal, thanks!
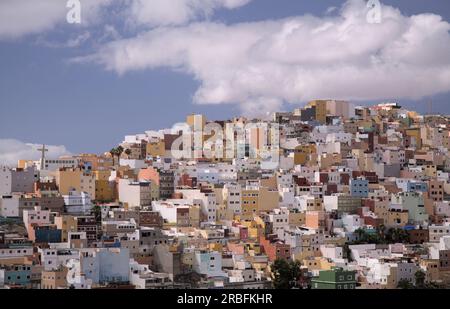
[119,159,147,169]
[0,195,20,217]
[366,260,394,286]
[192,250,227,278]
[320,245,343,260]
[0,166,12,195]
[0,245,33,260]
[294,166,318,183]
[294,195,318,212]
[396,262,418,285]
[67,248,130,285]
[129,260,171,289]
[118,179,152,207]
[325,132,352,145]
[39,247,79,271]
[23,206,51,227]
[277,172,293,188]
[66,258,93,289]
[269,207,289,237]
[435,201,450,217]
[440,235,450,250]
[324,195,339,212]
[429,224,450,242]
[123,134,148,144]
[327,100,355,119]
[35,158,79,172]
[342,214,363,233]
[0,269,4,288]
[177,189,217,223]
[184,163,237,184]
[222,183,242,215]
[0,166,38,194]
[152,200,191,224]
[378,148,406,165]
[63,190,92,215]
[279,186,295,209]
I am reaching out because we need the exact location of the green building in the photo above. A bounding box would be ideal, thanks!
[392,192,428,224]
[311,267,357,289]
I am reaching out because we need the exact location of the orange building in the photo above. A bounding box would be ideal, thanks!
[305,211,326,230]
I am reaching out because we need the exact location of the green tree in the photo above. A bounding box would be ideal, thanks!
[386,228,410,243]
[92,205,102,223]
[343,243,353,262]
[376,224,386,243]
[355,228,367,243]
[399,229,410,243]
[109,148,119,166]
[271,259,302,289]
[271,259,291,289]
[397,279,414,289]
[117,145,124,159]
[414,270,426,288]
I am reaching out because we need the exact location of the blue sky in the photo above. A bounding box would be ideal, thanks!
[0,0,449,158]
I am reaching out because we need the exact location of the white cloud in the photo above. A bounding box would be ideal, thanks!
[40,31,92,48]
[65,31,92,47]
[325,6,337,15]
[0,0,251,40]
[0,139,72,167]
[127,0,252,27]
[0,0,112,40]
[83,0,450,115]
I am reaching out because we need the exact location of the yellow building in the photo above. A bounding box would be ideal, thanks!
[182,251,195,272]
[17,160,36,169]
[292,234,326,261]
[258,187,279,212]
[76,153,113,171]
[189,205,201,228]
[424,165,437,178]
[319,153,342,170]
[240,218,265,239]
[304,197,324,212]
[302,257,334,271]
[387,210,409,228]
[289,211,306,227]
[241,187,279,219]
[241,189,259,220]
[208,243,223,252]
[307,100,328,124]
[356,119,375,132]
[405,128,422,149]
[94,170,114,202]
[420,259,440,283]
[41,267,68,289]
[261,176,277,190]
[373,200,389,224]
[56,169,96,200]
[187,114,206,128]
[146,140,165,158]
[54,215,77,242]
[294,144,316,165]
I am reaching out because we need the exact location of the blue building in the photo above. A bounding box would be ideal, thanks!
[35,226,62,243]
[350,178,369,198]
[2,265,32,287]
[407,181,428,193]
